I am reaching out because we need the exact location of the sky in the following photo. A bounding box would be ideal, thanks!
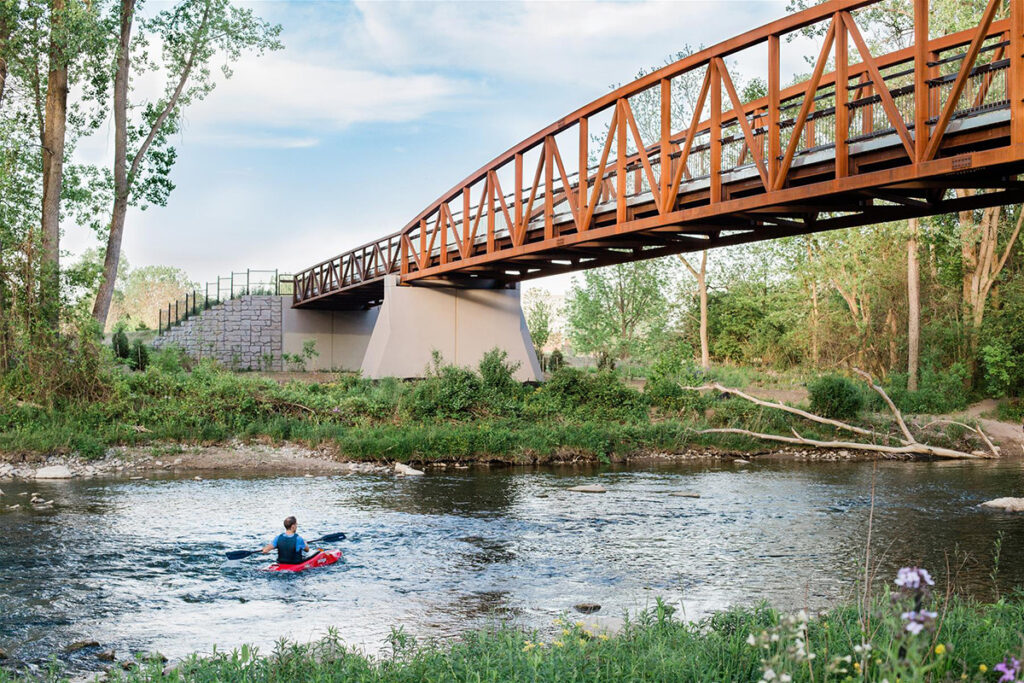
[69,0,822,295]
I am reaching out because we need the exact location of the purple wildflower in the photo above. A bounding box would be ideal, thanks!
[900,610,937,635]
[995,656,1021,683]
[894,567,934,590]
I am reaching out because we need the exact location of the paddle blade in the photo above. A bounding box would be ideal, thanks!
[319,532,346,543]
[225,549,259,560]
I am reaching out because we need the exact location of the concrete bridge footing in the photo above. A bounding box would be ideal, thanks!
[359,276,542,381]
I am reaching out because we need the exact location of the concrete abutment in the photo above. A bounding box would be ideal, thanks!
[152,279,541,380]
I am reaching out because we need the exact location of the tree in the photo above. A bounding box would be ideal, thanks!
[524,289,553,349]
[111,263,196,330]
[677,251,709,369]
[91,0,282,328]
[564,260,670,361]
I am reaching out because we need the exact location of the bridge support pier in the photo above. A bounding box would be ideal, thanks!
[281,299,379,372]
[360,276,542,381]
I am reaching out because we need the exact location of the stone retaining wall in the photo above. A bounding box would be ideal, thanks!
[151,295,283,371]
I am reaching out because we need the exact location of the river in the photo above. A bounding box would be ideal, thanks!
[2,457,1023,672]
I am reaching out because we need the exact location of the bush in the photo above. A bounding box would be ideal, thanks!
[404,364,482,420]
[808,374,863,419]
[547,349,565,372]
[886,363,970,414]
[111,326,130,360]
[645,378,704,412]
[128,340,149,371]
[980,340,1019,398]
[526,368,648,422]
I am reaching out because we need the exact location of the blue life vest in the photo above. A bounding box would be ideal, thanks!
[275,534,305,564]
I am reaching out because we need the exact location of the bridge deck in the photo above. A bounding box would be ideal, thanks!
[294,0,1024,310]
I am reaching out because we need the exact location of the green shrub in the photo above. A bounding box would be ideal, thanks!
[151,346,189,373]
[404,364,482,420]
[980,340,1019,398]
[645,378,704,412]
[128,340,149,371]
[808,374,863,419]
[548,349,565,372]
[886,362,970,414]
[111,326,130,360]
[527,368,648,422]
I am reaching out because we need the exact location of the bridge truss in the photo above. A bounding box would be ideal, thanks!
[294,0,1024,309]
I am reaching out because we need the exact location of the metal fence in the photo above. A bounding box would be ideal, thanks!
[157,269,294,335]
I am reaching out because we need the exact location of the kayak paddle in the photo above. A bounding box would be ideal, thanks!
[225,532,347,560]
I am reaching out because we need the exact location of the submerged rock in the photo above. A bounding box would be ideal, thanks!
[733,459,751,465]
[0,646,7,659]
[395,463,425,476]
[669,491,701,498]
[64,640,99,653]
[568,484,606,493]
[981,497,1024,512]
[97,650,116,662]
[35,465,73,479]
[574,602,602,614]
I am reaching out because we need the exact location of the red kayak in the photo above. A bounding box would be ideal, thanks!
[265,549,343,573]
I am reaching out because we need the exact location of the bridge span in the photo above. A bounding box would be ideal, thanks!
[278,0,1024,378]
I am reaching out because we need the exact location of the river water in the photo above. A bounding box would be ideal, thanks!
[2,458,1023,671]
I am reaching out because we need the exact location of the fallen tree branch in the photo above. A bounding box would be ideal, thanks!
[919,418,1000,457]
[681,383,876,438]
[696,428,990,459]
[852,368,915,444]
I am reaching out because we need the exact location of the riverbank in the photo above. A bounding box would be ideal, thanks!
[3,593,1022,682]
[2,356,1018,468]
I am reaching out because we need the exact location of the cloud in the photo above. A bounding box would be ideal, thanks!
[185,54,472,132]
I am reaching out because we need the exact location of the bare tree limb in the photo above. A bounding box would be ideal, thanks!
[852,368,915,443]
[696,428,990,459]
[919,418,1000,457]
[682,382,876,437]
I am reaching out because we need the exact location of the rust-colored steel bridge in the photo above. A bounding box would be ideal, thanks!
[294,0,1024,310]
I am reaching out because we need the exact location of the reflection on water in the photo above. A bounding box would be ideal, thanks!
[1,458,1023,670]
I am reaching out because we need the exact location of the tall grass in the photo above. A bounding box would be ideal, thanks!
[2,592,1020,682]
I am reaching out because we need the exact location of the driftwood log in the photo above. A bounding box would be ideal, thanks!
[683,369,997,460]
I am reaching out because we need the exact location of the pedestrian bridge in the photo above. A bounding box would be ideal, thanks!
[268,0,1024,379]
[293,0,1024,312]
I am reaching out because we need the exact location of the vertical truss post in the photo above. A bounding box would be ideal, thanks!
[487,174,496,253]
[578,118,588,216]
[514,154,523,235]
[836,12,849,177]
[463,188,471,254]
[440,207,448,265]
[544,137,555,239]
[914,0,929,161]
[616,100,627,222]
[768,35,780,187]
[1012,0,1024,143]
[400,236,409,277]
[710,61,722,203]
[660,77,671,205]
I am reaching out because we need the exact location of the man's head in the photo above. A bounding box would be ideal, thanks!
[283,516,297,532]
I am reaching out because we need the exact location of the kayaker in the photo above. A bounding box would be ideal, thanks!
[261,516,316,564]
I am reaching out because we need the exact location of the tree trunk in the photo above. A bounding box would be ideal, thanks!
[40,0,68,323]
[0,10,10,110]
[678,250,710,370]
[906,218,920,391]
[92,0,135,330]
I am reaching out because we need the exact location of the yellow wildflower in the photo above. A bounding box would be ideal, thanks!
[934,644,946,655]
[960,675,968,680]
[584,630,594,638]
[575,621,584,628]
[562,629,570,636]
[979,664,988,672]
[579,639,587,647]
[853,662,861,671]
[598,634,610,641]
[553,618,563,626]
[553,641,564,648]
[522,643,535,653]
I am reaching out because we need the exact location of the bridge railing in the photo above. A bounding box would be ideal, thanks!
[158,270,293,335]
[294,0,1020,305]
[392,0,1016,282]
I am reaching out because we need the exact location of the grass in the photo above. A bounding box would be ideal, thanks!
[0,350,987,462]
[2,592,1022,682]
